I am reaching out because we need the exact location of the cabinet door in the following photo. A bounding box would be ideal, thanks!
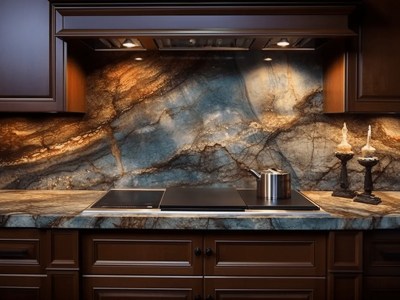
[347,0,400,112]
[324,0,400,113]
[205,277,326,300]
[204,232,326,276]
[0,0,77,112]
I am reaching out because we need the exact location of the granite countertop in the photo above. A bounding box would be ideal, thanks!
[0,190,399,230]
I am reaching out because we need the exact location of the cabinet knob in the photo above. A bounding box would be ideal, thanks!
[194,247,202,256]
[205,247,213,256]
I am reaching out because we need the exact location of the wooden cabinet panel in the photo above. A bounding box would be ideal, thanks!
[204,232,326,276]
[324,0,400,113]
[364,230,400,276]
[363,277,400,300]
[46,230,79,269]
[0,229,46,274]
[83,276,202,300]
[328,273,362,300]
[0,274,46,300]
[205,277,326,300]
[328,231,363,271]
[82,231,203,275]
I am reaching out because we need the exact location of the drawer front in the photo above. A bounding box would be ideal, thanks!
[83,276,202,300]
[205,232,326,276]
[0,229,45,274]
[0,274,46,300]
[82,232,203,275]
[205,276,326,300]
[364,231,400,276]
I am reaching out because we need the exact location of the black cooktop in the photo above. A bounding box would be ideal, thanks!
[90,189,165,209]
[89,188,319,211]
[160,187,247,211]
[239,189,319,210]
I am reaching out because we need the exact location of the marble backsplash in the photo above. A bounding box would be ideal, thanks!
[0,51,399,191]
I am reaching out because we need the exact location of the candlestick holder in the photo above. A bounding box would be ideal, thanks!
[353,157,381,205]
[332,152,356,198]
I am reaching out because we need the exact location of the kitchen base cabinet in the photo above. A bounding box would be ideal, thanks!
[0,229,79,300]
[81,231,327,300]
[363,230,400,300]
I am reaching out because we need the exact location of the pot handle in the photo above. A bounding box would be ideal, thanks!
[249,169,261,179]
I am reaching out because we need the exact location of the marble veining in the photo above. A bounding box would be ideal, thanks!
[0,51,399,193]
[0,190,400,230]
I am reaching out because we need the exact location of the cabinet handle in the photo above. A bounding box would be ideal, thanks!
[381,251,400,261]
[206,295,214,300]
[194,247,202,256]
[205,248,213,256]
[0,249,29,259]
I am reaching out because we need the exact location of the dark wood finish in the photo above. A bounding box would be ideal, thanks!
[205,277,326,300]
[0,0,85,112]
[82,231,203,275]
[47,271,79,300]
[363,277,400,300]
[0,275,46,300]
[328,231,363,271]
[204,231,326,276]
[364,230,400,276]
[0,229,46,274]
[324,0,400,113]
[328,273,362,300]
[46,230,79,269]
[83,276,202,300]
[327,231,363,300]
[52,4,355,48]
[45,230,80,300]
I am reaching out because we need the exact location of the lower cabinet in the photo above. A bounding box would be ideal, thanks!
[0,229,79,300]
[1,228,399,299]
[363,230,400,300]
[81,231,327,300]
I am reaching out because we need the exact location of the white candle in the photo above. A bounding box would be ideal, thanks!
[361,125,376,157]
[336,122,353,153]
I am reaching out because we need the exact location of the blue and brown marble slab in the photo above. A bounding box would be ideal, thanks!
[0,51,399,193]
[0,190,399,230]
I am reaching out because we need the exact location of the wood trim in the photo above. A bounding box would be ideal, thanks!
[328,231,363,272]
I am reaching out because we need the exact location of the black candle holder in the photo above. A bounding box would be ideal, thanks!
[332,152,356,198]
[353,157,381,205]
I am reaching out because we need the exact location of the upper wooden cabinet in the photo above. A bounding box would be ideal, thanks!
[0,0,84,112]
[324,0,400,113]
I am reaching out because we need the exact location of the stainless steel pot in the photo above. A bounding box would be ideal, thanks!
[249,168,291,200]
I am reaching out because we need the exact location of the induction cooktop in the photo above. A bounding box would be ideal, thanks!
[160,187,247,211]
[239,189,319,210]
[90,189,165,209]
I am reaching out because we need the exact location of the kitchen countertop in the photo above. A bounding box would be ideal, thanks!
[0,190,399,230]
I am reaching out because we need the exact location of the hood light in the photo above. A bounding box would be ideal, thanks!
[277,38,290,47]
[264,57,272,61]
[122,38,139,48]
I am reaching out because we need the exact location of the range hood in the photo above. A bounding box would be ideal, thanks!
[52,3,357,51]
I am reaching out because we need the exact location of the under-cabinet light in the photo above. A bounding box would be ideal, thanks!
[277,38,290,47]
[122,39,139,48]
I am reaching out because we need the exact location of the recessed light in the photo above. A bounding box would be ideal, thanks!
[277,38,290,47]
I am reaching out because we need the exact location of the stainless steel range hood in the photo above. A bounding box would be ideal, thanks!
[52,3,357,51]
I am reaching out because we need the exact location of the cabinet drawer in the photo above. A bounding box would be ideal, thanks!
[82,231,203,275]
[205,232,326,276]
[83,276,202,300]
[0,229,45,274]
[364,231,400,276]
[205,276,326,300]
[0,274,47,300]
